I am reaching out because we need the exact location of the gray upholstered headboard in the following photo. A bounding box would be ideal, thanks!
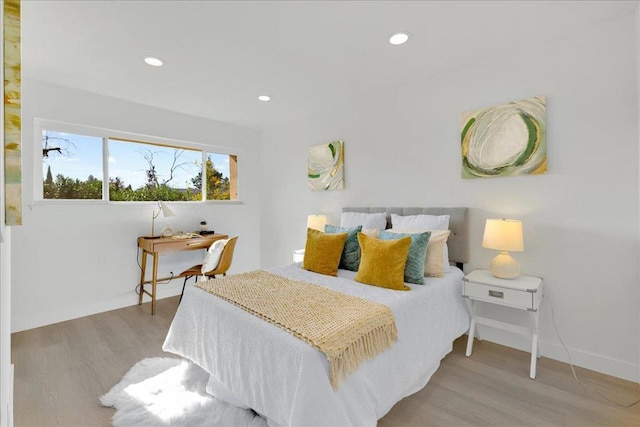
[342,207,469,266]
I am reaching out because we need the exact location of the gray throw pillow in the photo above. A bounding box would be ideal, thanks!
[324,224,363,271]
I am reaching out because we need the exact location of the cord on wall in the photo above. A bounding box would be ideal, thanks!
[134,247,175,296]
[547,296,639,408]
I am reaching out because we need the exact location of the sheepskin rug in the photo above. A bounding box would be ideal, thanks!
[101,357,267,427]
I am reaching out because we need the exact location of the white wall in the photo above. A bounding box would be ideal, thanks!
[0,61,13,427]
[0,156,12,427]
[11,79,261,332]
[0,1,13,421]
[636,0,640,383]
[260,14,640,382]
[0,226,11,427]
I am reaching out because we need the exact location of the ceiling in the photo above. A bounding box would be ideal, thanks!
[23,1,637,130]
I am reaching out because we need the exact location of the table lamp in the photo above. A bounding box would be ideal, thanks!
[307,214,327,232]
[482,218,524,279]
[151,201,176,237]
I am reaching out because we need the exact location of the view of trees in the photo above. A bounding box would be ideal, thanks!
[42,131,231,201]
[44,166,102,199]
[44,158,230,201]
[192,157,230,200]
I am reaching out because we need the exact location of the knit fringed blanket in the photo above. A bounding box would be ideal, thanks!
[195,270,397,390]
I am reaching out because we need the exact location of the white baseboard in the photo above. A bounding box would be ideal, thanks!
[1,364,13,427]
[475,328,640,383]
[11,283,183,333]
[7,364,12,427]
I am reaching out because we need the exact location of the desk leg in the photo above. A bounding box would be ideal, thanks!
[530,310,539,379]
[138,250,147,305]
[151,253,159,315]
[465,299,477,357]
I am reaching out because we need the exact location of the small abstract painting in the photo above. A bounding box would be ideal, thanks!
[461,96,546,179]
[308,140,344,191]
[4,0,22,225]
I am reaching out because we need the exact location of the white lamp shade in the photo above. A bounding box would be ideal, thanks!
[307,214,327,231]
[159,201,176,218]
[482,219,524,252]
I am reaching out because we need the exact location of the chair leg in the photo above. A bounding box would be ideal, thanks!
[180,275,192,303]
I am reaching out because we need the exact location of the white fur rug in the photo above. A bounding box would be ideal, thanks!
[101,357,267,427]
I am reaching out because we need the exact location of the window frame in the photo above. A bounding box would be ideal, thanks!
[34,119,241,204]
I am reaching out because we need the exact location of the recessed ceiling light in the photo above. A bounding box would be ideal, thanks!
[144,57,164,67]
[258,95,271,102]
[389,32,410,45]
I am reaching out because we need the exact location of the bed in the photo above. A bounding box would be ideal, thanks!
[163,207,470,427]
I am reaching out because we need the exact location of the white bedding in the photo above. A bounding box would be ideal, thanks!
[163,264,470,427]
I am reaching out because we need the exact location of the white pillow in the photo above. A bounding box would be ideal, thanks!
[387,228,451,274]
[340,212,387,230]
[422,230,451,277]
[201,238,229,274]
[390,213,450,230]
[442,242,451,272]
[361,228,380,238]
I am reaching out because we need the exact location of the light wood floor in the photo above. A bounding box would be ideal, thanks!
[12,296,640,427]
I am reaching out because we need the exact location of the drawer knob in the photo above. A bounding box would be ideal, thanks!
[488,290,504,299]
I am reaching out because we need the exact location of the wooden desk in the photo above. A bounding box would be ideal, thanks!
[137,233,229,314]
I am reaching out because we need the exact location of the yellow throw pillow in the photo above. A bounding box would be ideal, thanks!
[355,232,412,291]
[386,229,451,277]
[303,228,348,276]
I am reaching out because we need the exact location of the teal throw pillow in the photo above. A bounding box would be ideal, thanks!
[325,224,363,271]
[379,230,431,285]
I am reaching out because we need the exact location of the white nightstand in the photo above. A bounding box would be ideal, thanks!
[292,249,305,263]
[463,269,543,379]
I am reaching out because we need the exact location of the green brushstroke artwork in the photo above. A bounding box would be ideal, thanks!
[308,140,344,191]
[461,96,546,179]
[4,0,22,225]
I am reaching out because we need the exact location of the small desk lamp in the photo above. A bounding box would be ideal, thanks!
[307,214,327,232]
[151,201,175,237]
[482,218,524,279]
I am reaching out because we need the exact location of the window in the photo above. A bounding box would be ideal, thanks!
[108,138,202,201]
[204,152,238,201]
[42,130,103,200]
[39,122,238,202]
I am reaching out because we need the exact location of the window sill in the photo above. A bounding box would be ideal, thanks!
[29,199,244,208]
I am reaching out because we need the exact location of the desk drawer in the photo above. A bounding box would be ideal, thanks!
[155,239,210,253]
[464,281,534,310]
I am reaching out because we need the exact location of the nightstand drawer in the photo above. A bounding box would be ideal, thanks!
[463,281,534,310]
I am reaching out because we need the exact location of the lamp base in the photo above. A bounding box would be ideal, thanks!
[489,251,520,279]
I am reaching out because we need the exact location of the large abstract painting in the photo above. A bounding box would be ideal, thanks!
[4,0,21,225]
[308,140,344,191]
[461,96,546,179]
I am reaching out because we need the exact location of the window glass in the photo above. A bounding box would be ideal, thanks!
[42,130,103,199]
[38,121,239,203]
[204,153,238,201]
[108,139,202,201]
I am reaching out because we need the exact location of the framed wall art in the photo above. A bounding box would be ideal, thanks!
[4,0,22,225]
[461,96,546,179]
[308,140,344,191]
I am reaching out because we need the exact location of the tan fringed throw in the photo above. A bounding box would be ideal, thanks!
[195,270,398,390]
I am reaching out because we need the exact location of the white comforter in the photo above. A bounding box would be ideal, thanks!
[163,264,470,427]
